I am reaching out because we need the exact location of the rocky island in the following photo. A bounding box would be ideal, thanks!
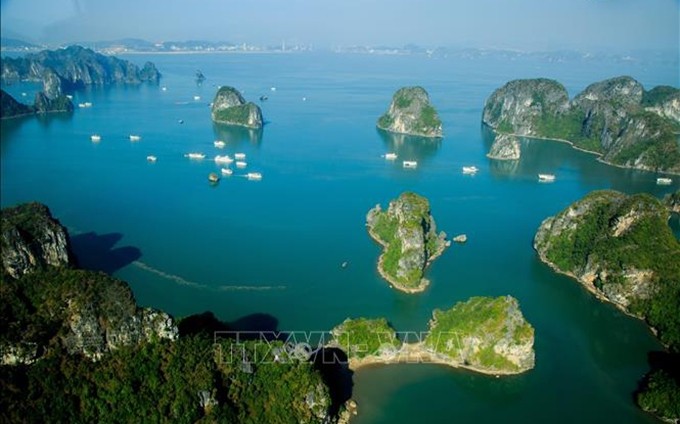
[487,133,521,160]
[533,190,680,422]
[366,192,449,293]
[1,88,73,119]
[377,86,443,138]
[1,45,161,92]
[0,202,349,423]
[329,296,535,375]
[482,76,680,173]
[211,86,263,129]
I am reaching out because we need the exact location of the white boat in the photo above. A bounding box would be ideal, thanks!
[214,155,233,164]
[146,155,157,162]
[538,174,556,182]
[402,160,418,169]
[384,153,398,160]
[186,153,206,159]
[236,161,247,168]
[221,168,233,176]
[161,86,168,91]
[78,102,93,108]
[65,94,73,100]
[462,166,479,174]
[234,152,246,160]
[193,95,201,101]
[246,172,262,180]
[214,140,226,148]
[129,135,141,141]
[656,177,673,185]
[90,134,101,142]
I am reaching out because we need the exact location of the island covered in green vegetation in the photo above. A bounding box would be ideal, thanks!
[377,86,443,138]
[1,88,73,119]
[211,86,263,129]
[329,296,535,375]
[533,190,680,422]
[482,76,680,174]
[365,192,449,293]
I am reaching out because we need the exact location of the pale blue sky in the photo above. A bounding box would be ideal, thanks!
[1,0,678,51]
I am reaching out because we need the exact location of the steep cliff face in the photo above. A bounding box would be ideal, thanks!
[483,76,680,173]
[487,133,521,160]
[0,89,33,119]
[533,190,680,349]
[1,45,161,92]
[211,86,263,129]
[1,202,73,279]
[665,190,680,214]
[377,86,443,138]
[424,296,535,373]
[366,192,448,292]
[0,203,178,364]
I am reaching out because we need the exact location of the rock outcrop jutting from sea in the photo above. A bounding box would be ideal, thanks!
[1,203,177,364]
[482,76,680,174]
[329,296,535,374]
[377,86,443,138]
[366,192,449,293]
[211,86,264,129]
[533,190,680,350]
[487,133,521,160]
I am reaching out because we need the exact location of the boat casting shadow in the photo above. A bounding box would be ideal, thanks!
[70,232,141,275]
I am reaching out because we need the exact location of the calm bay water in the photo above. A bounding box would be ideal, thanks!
[1,51,678,423]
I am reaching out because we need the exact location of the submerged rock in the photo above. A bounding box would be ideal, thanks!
[377,86,443,138]
[211,86,263,129]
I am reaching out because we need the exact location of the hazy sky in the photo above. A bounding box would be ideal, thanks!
[1,0,678,51]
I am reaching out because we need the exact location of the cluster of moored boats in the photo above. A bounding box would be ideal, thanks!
[185,141,262,183]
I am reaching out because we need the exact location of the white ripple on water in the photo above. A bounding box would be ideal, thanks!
[132,261,286,291]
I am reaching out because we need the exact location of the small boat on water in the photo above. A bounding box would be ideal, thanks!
[129,135,141,141]
[79,102,93,108]
[384,153,398,160]
[193,95,201,101]
[538,174,556,182]
[214,155,233,164]
[236,161,247,168]
[656,177,673,185]
[234,153,246,160]
[259,95,268,101]
[186,153,206,159]
[462,166,479,175]
[208,172,220,183]
[146,155,157,162]
[214,140,226,148]
[246,172,262,180]
[161,86,168,91]
[221,168,233,176]
[90,134,101,142]
[402,160,418,169]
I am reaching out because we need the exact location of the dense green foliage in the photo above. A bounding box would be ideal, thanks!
[540,191,680,350]
[213,103,255,124]
[637,368,680,421]
[0,89,33,119]
[641,85,679,107]
[0,336,330,423]
[377,86,442,136]
[331,318,401,359]
[424,296,533,371]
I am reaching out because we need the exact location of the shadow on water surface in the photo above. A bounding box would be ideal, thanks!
[70,232,141,274]
[377,128,441,165]
[212,123,263,147]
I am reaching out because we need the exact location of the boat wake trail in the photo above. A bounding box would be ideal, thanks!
[132,261,285,291]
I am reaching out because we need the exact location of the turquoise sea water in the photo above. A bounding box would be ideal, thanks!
[1,51,678,423]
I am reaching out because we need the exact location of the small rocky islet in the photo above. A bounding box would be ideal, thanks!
[210,85,263,129]
[365,192,449,293]
[377,86,443,138]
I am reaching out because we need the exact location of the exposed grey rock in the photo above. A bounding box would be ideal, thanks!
[377,86,443,138]
[211,86,263,129]
[487,133,521,160]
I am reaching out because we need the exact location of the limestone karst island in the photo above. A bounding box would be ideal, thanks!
[210,86,264,129]
[330,296,535,374]
[377,86,443,138]
[366,192,449,293]
[482,76,680,174]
